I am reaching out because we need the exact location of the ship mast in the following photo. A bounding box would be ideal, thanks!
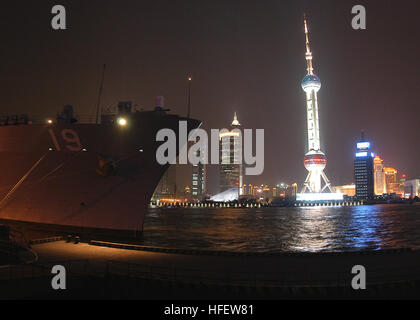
[187,76,192,118]
[95,64,106,124]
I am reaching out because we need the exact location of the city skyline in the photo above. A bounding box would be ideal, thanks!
[1,1,419,194]
[2,1,420,302]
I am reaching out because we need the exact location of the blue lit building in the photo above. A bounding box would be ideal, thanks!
[354,133,375,199]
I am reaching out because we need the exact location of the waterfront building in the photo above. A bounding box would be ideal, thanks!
[354,134,375,199]
[152,165,177,201]
[191,149,206,201]
[374,156,386,195]
[253,186,259,196]
[404,179,420,198]
[384,167,399,194]
[219,113,243,195]
[243,184,253,196]
[332,184,356,197]
[286,183,298,200]
[262,185,271,200]
[398,174,407,196]
[275,184,287,197]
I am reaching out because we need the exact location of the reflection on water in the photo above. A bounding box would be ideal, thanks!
[142,204,420,253]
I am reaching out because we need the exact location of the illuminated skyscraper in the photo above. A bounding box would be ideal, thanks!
[374,155,386,195]
[354,134,375,199]
[384,167,398,194]
[300,17,333,195]
[219,113,243,195]
[191,149,206,200]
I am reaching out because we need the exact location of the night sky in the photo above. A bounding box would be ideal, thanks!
[1,0,419,194]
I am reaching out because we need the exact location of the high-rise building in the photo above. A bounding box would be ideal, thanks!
[354,134,375,199]
[262,185,271,200]
[286,183,298,200]
[242,184,254,196]
[299,16,333,197]
[191,149,206,200]
[219,113,243,195]
[404,179,420,198]
[373,155,386,195]
[153,164,177,200]
[384,167,398,194]
[398,174,407,195]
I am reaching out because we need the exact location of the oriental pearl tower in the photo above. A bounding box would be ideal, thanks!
[300,16,333,194]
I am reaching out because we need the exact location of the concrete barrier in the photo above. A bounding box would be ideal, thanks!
[88,240,415,261]
[29,236,63,245]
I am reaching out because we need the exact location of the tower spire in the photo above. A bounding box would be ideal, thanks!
[304,15,314,75]
[232,112,240,127]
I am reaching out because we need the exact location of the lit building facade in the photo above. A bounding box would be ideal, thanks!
[404,179,420,198]
[242,184,254,196]
[299,17,333,198]
[332,184,356,197]
[191,149,206,200]
[219,113,243,195]
[399,174,407,195]
[238,182,298,201]
[374,155,386,195]
[384,167,399,194]
[152,164,177,200]
[354,136,375,199]
[286,183,298,200]
[262,185,271,200]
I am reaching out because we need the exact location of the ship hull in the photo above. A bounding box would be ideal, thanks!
[0,116,200,239]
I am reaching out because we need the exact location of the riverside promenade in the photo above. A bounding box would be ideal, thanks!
[1,239,420,299]
[27,240,420,285]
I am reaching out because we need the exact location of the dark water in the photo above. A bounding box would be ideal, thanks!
[142,204,420,253]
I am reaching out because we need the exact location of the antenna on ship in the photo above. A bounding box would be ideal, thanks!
[95,64,106,124]
[187,76,192,118]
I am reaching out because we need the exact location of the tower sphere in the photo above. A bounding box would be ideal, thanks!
[304,152,327,171]
[301,74,321,93]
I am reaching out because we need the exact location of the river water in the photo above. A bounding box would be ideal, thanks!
[142,204,420,253]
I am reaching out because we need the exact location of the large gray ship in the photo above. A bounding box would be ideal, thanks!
[0,102,200,240]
